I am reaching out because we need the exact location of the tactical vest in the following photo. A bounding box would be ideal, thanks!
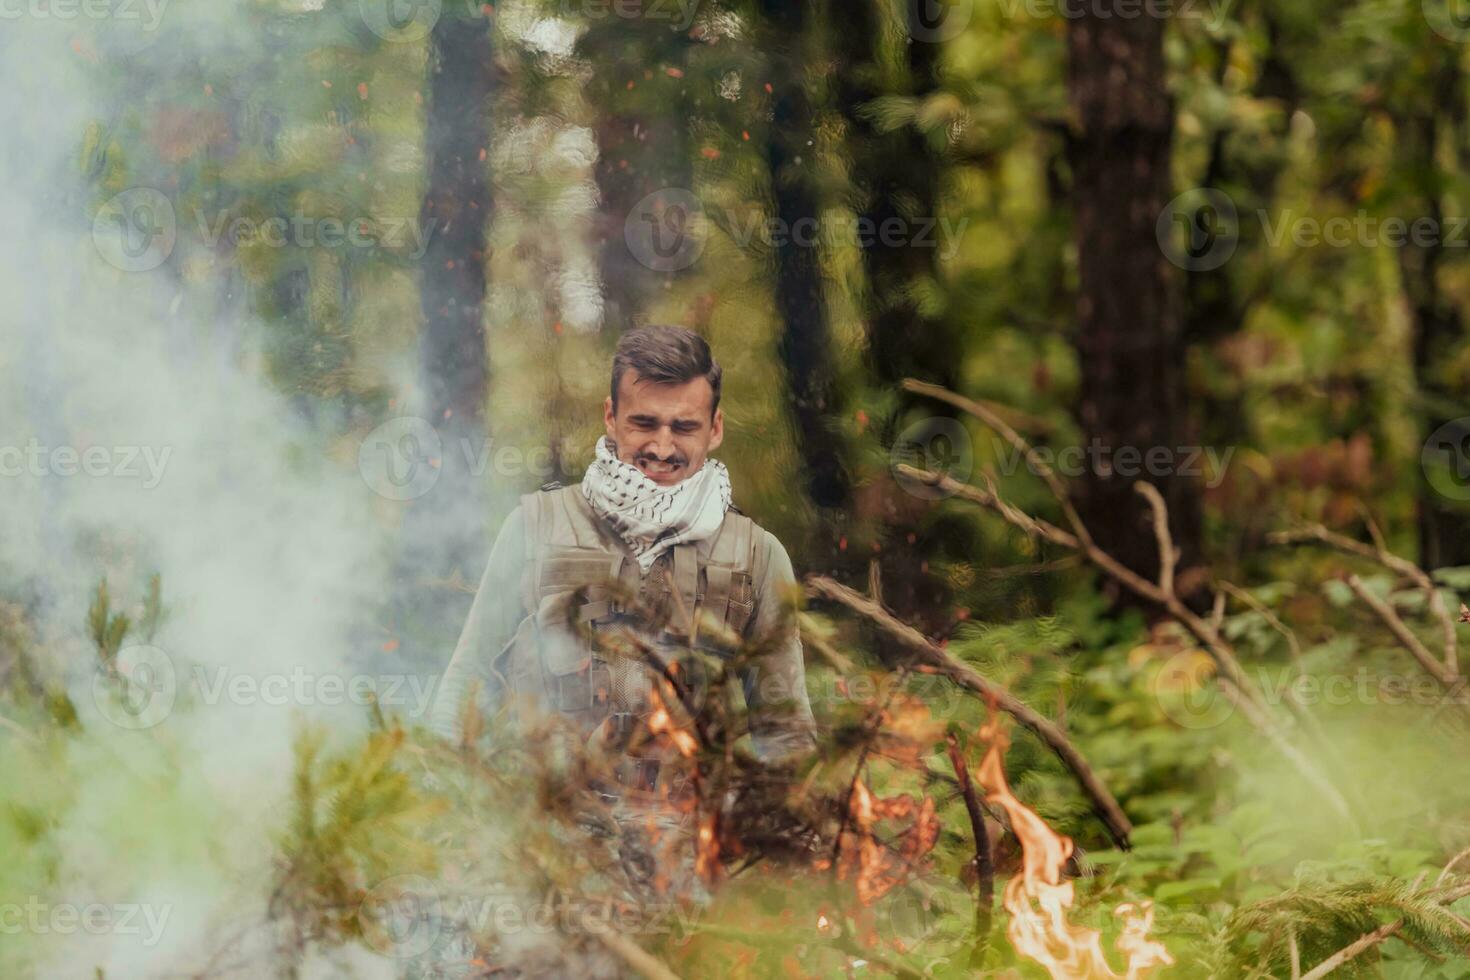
[494,485,763,740]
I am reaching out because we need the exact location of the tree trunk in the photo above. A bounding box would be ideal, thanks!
[831,1,960,627]
[420,13,493,432]
[762,0,849,510]
[581,11,693,334]
[401,11,495,663]
[1400,52,1470,569]
[1066,10,1202,592]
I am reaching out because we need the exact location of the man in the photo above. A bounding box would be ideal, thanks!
[431,324,817,774]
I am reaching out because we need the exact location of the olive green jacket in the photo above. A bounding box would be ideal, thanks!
[430,492,818,762]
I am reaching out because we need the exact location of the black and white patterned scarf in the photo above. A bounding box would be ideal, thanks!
[580,436,732,571]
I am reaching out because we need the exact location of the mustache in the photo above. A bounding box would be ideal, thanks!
[634,451,687,467]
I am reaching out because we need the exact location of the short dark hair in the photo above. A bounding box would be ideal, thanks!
[610,324,722,416]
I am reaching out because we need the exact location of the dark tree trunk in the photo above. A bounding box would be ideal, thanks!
[835,3,957,394]
[582,11,693,334]
[762,0,849,510]
[831,1,961,627]
[1182,17,1298,558]
[420,14,493,432]
[399,11,495,666]
[1066,10,1202,590]
[1400,52,1470,569]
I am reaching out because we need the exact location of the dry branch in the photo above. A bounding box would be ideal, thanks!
[945,732,994,954]
[805,574,1133,849]
[895,379,1358,826]
[1272,523,1459,677]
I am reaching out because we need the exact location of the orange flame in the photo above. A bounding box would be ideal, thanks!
[973,716,1172,979]
[646,686,698,758]
[825,777,940,906]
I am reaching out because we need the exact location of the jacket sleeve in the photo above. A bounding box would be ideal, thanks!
[741,530,819,762]
[429,508,528,744]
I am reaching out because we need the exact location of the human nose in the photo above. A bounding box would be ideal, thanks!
[649,427,676,459]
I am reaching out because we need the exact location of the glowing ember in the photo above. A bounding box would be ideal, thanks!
[694,812,720,885]
[646,685,697,758]
[827,777,940,906]
[972,716,1173,979]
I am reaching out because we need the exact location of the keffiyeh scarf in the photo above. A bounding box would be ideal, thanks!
[581,436,732,571]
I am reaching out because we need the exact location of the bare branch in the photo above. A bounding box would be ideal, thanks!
[902,378,1095,552]
[805,575,1133,849]
[1345,576,1459,688]
[1272,522,1458,674]
[589,921,684,980]
[945,733,994,957]
[1135,482,1176,597]
[1301,859,1470,980]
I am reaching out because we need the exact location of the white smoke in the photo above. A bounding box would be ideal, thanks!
[0,5,421,977]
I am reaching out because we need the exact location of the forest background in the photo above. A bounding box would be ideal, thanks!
[5,0,1470,976]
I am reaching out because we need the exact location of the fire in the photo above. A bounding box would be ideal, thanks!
[973,716,1172,979]
[694,812,720,885]
[825,777,940,906]
[646,685,698,758]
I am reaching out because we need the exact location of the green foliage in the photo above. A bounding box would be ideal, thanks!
[86,579,130,668]
[273,724,445,948]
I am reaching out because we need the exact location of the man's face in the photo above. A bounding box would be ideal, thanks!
[604,372,724,487]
